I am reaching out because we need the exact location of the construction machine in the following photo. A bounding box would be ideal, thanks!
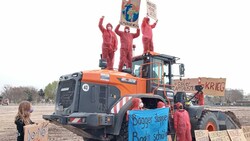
[43,51,239,141]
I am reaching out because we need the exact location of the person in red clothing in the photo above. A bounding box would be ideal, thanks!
[141,17,158,53]
[157,101,166,108]
[195,91,204,105]
[131,98,144,110]
[115,24,140,71]
[99,16,118,70]
[174,102,192,141]
[126,98,144,121]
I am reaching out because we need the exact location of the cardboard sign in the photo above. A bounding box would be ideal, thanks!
[147,0,157,20]
[120,0,141,28]
[242,126,250,141]
[24,122,49,141]
[128,108,169,141]
[208,130,231,141]
[195,130,209,141]
[227,129,247,141]
[173,77,226,96]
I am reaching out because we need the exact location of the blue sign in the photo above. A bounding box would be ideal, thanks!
[128,108,169,141]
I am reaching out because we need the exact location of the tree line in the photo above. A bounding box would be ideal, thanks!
[0,81,58,103]
[206,89,250,105]
[0,81,249,105]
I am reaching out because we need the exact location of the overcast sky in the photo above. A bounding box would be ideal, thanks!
[0,0,250,94]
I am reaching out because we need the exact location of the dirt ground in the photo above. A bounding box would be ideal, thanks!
[0,105,83,141]
[1,105,250,141]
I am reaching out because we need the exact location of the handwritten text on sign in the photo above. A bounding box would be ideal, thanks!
[242,126,250,141]
[128,108,169,141]
[194,130,209,141]
[208,130,231,141]
[24,122,49,141]
[227,129,247,141]
[147,0,157,20]
[173,77,226,96]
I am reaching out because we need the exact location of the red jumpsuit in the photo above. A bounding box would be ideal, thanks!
[115,24,140,71]
[195,92,204,105]
[157,101,166,108]
[174,104,192,141]
[141,17,157,53]
[131,98,143,110]
[126,98,143,121]
[99,17,118,70]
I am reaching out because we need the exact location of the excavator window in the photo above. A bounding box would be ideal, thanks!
[163,63,170,85]
[132,60,143,77]
[152,59,164,84]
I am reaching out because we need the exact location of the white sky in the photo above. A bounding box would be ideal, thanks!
[0,0,250,94]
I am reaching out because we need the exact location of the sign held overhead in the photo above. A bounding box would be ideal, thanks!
[120,0,141,28]
[147,0,157,20]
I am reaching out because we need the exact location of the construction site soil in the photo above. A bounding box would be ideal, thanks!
[0,105,249,141]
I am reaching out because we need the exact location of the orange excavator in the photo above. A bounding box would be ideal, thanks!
[43,51,239,141]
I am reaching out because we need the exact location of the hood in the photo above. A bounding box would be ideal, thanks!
[143,17,149,24]
[124,26,130,33]
[175,102,183,109]
[157,101,166,108]
[106,23,113,30]
[132,98,141,109]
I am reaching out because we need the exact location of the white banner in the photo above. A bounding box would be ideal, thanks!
[147,0,157,20]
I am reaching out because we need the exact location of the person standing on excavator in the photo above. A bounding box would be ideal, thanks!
[141,17,158,53]
[115,24,140,71]
[174,102,192,141]
[99,16,118,70]
[195,91,204,105]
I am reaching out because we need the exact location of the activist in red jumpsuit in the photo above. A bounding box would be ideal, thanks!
[157,101,166,108]
[131,98,144,110]
[195,91,205,105]
[174,102,192,141]
[115,24,140,71]
[126,98,144,121]
[141,17,158,53]
[99,16,118,70]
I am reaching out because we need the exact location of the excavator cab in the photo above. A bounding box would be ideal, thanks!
[132,52,185,105]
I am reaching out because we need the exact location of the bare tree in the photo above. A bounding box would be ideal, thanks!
[224,89,244,104]
[1,85,39,103]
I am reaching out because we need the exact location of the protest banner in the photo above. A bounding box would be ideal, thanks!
[208,130,231,141]
[173,77,226,96]
[195,130,209,141]
[24,122,49,141]
[242,126,250,141]
[120,0,141,28]
[128,108,169,141]
[227,129,247,141]
[147,0,157,20]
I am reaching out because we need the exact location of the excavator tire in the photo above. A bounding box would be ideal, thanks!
[114,117,128,141]
[197,111,219,131]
